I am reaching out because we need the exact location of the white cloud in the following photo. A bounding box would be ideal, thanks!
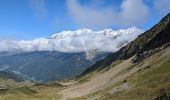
[154,0,170,15]
[66,0,150,28]
[0,27,143,53]
[120,0,149,25]
[29,0,47,19]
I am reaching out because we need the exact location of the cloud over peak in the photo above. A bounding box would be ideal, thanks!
[0,27,143,53]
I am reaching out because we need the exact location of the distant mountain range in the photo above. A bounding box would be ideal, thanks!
[0,51,109,82]
[51,27,142,39]
[0,27,143,82]
[0,27,143,53]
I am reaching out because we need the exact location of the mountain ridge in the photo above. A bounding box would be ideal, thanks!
[0,27,143,53]
[51,27,142,39]
[0,51,109,82]
[119,13,170,59]
[79,12,170,77]
[59,13,170,100]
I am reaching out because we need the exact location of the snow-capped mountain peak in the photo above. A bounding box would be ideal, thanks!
[51,29,92,38]
[103,27,142,38]
[0,27,143,53]
[51,27,142,39]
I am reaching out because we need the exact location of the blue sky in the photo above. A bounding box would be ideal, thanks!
[0,0,169,40]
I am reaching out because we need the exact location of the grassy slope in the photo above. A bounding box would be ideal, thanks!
[70,47,170,100]
[0,47,169,100]
[0,79,63,100]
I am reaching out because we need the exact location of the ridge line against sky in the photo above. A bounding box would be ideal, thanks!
[0,0,169,40]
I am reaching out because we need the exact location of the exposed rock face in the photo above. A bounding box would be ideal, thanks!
[119,13,170,60]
